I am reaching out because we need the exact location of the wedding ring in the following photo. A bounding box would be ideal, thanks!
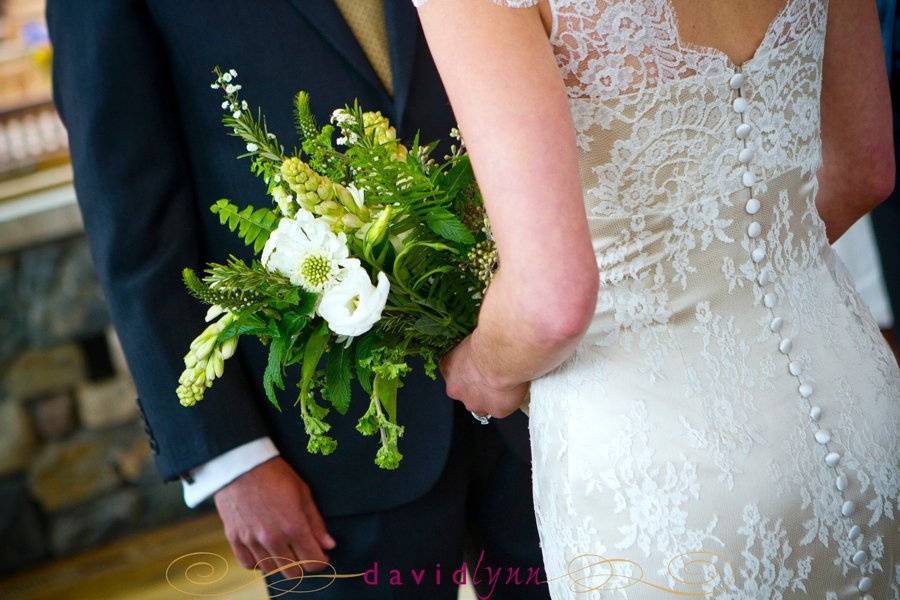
[470,411,492,425]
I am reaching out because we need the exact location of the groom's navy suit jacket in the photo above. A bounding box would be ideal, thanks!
[47,1,511,518]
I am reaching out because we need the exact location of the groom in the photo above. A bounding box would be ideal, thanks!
[46,1,547,599]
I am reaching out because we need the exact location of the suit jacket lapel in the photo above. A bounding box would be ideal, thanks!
[286,0,385,96]
[385,0,419,126]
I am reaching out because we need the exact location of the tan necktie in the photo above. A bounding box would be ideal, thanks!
[333,0,394,95]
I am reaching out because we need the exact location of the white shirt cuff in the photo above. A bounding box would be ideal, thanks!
[181,437,280,508]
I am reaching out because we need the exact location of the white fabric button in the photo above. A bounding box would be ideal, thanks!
[752,247,767,263]
[825,451,841,467]
[745,198,761,214]
[748,221,762,238]
[742,171,756,187]
[799,383,813,398]
[779,338,793,354]
[770,316,784,332]
[764,292,778,308]
[733,97,749,113]
[858,577,873,592]
[739,147,755,163]
[851,549,865,565]
[757,270,770,286]
[841,500,855,516]
[848,524,861,540]
[788,361,802,376]
[835,474,848,491]
[814,429,830,444]
[736,123,752,139]
[729,72,746,89]
[809,405,822,421]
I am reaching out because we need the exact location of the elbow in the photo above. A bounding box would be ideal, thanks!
[527,265,599,347]
[859,139,896,209]
[867,157,896,207]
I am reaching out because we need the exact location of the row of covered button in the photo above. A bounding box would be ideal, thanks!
[728,70,874,598]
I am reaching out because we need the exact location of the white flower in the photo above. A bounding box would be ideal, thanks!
[330,109,353,125]
[261,215,349,292]
[272,188,294,216]
[317,261,390,337]
[346,183,366,209]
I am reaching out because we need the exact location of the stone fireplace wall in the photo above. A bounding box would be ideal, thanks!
[0,234,195,574]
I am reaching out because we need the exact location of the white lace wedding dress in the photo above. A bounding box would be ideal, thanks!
[415,0,900,597]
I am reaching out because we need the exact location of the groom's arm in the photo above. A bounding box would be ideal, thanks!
[46,0,273,480]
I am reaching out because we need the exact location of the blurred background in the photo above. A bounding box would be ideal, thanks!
[0,1,895,599]
[0,1,254,598]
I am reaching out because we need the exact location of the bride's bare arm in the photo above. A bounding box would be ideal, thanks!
[817,0,894,243]
[418,0,598,414]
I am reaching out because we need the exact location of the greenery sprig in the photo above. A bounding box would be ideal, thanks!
[177,67,496,469]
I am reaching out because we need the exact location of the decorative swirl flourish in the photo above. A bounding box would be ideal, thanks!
[548,551,724,596]
[165,552,364,597]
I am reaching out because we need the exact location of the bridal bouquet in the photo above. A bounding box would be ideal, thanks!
[176,68,494,469]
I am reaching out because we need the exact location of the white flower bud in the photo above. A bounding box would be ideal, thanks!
[220,337,238,359]
[205,304,225,322]
[195,337,216,359]
[213,349,225,378]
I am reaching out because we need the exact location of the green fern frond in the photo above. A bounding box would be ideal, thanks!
[210,199,278,253]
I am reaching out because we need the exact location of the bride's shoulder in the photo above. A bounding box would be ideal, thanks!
[413,0,540,8]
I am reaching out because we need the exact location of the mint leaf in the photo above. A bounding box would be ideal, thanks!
[324,343,353,415]
[262,335,287,411]
[425,208,475,244]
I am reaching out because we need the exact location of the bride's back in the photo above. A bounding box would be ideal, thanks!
[540,0,831,323]
[666,0,795,66]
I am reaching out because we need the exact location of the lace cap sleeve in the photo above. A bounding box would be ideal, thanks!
[413,0,539,7]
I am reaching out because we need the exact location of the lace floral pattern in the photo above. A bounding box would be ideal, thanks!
[521,0,900,598]
[412,0,898,596]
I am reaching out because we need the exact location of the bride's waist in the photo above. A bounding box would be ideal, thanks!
[583,173,831,337]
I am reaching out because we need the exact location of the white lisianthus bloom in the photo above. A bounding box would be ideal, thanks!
[261,214,349,293]
[346,183,365,210]
[317,260,390,337]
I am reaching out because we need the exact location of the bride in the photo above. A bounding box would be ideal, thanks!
[416,0,900,598]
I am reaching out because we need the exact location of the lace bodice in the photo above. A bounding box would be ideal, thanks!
[415,2,900,598]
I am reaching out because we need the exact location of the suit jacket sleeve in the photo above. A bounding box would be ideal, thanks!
[46,0,272,480]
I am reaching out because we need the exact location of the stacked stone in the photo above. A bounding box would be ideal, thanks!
[0,235,192,572]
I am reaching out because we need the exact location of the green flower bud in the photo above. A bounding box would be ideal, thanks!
[212,349,225,378]
[365,205,393,249]
[314,200,343,218]
[316,182,335,201]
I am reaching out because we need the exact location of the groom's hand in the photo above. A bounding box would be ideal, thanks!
[213,457,336,579]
